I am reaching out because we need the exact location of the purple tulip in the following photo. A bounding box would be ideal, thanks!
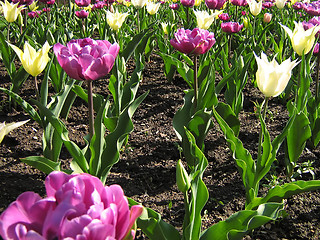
[180,0,195,7]
[75,9,89,18]
[304,2,320,16]
[230,0,247,6]
[169,3,180,9]
[302,16,320,38]
[39,0,55,4]
[53,38,120,81]
[221,22,243,33]
[42,7,51,12]
[28,10,41,18]
[12,0,34,6]
[0,171,143,240]
[241,10,246,15]
[314,42,319,55]
[170,28,216,55]
[219,13,230,21]
[92,0,106,9]
[205,0,226,9]
[75,0,91,7]
[262,1,274,8]
[293,2,305,10]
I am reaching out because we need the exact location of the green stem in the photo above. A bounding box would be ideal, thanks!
[7,23,10,42]
[34,76,40,101]
[193,54,198,110]
[137,9,140,33]
[88,80,94,140]
[257,97,269,159]
[316,47,320,101]
[182,191,190,239]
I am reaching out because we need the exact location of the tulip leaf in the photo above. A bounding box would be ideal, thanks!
[127,198,181,240]
[0,87,41,125]
[215,102,240,137]
[200,203,284,240]
[21,156,62,174]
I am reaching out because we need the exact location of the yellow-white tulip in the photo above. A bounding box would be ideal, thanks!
[8,41,51,77]
[246,0,262,16]
[194,0,202,6]
[0,120,29,144]
[281,21,320,56]
[194,10,222,30]
[275,0,286,8]
[254,52,299,97]
[0,0,24,23]
[161,22,168,34]
[29,0,38,11]
[146,1,160,15]
[107,10,128,31]
[131,0,147,8]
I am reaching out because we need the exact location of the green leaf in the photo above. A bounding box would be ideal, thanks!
[21,156,61,174]
[200,203,283,240]
[215,102,240,136]
[127,198,181,240]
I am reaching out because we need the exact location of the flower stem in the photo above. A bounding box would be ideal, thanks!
[7,23,10,42]
[137,9,140,33]
[88,80,95,139]
[316,47,320,101]
[34,76,40,101]
[257,97,269,159]
[193,55,198,110]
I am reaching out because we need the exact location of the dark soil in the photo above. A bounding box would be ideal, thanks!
[1,54,320,239]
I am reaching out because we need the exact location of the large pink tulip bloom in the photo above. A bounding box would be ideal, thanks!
[0,171,143,240]
[221,22,244,33]
[53,38,120,81]
[205,0,226,10]
[75,0,90,7]
[170,28,216,55]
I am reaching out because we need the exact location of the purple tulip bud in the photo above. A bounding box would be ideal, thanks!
[221,22,244,33]
[75,0,91,7]
[293,2,305,10]
[75,9,89,18]
[53,38,120,81]
[230,0,247,6]
[42,7,51,12]
[169,3,180,9]
[262,1,273,8]
[314,42,319,55]
[219,13,230,21]
[28,10,41,18]
[205,0,226,9]
[92,1,106,9]
[241,10,246,15]
[180,0,195,7]
[0,171,143,240]
[170,28,216,55]
[304,2,320,16]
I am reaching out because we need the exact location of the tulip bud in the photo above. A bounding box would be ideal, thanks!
[263,13,272,23]
[176,160,191,193]
[243,17,249,28]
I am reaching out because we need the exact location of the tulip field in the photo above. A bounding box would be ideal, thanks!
[2,0,320,238]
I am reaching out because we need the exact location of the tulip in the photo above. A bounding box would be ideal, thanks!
[263,12,272,23]
[292,2,305,10]
[194,10,222,30]
[75,0,90,7]
[0,120,29,144]
[176,159,191,193]
[281,21,320,56]
[254,52,299,97]
[221,21,243,33]
[28,0,38,11]
[0,171,143,240]
[0,0,24,23]
[230,0,247,6]
[314,42,319,56]
[181,0,195,7]
[161,22,169,34]
[28,10,41,18]
[75,9,89,18]
[8,41,50,77]
[170,28,216,55]
[170,28,215,107]
[262,1,273,8]
[275,0,286,9]
[194,0,202,7]
[92,1,105,9]
[205,0,226,9]
[107,10,128,31]
[169,3,179,9]
[53,38,119,81]
[219,13,230,21]
[12,0,34,6]
[304,2,320,16]
[246,0,262,16]
[131,0,147,8]
[146,1,161,14]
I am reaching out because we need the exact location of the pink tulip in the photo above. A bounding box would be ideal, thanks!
[263,13,272,23]
[75,9,89,18]
[53,38,120,81]
[221,22,243,33]
[92,1,106,9]
[293,2,305,10]
[12,0,33,6]
[0,171,143,240]
[205,0,226,9]
[28,10,41,18]
[314,42,319,56]
[75,0,91,7]
[302,16,320,38]
[181,0,195,7]
[262,1,273,8]
[219,13,230,21]
[170,28,215,55]
[304,2,320,16]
